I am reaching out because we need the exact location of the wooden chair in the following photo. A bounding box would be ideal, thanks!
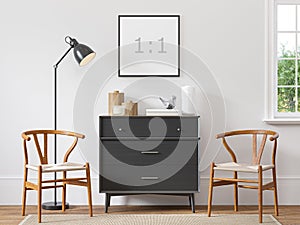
[207,130,279,223]
[21,130,93,223]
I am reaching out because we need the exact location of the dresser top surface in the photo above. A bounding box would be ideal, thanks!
[99,115,200,118]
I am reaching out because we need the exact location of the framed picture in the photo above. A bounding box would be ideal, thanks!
[118,15,180,77]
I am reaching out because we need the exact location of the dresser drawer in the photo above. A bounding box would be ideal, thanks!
[100,157,199,192]
[100,116,199,138]
[100,140,198,166]
[101,164,196,186]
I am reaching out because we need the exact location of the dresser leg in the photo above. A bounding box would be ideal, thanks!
[190,193,195,213]
[108,194,111,207]
[105,193,110,213]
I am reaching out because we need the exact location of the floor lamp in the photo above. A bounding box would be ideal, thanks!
[42,36,96,210]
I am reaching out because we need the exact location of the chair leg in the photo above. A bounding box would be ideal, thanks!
[207,163,215,217]
[86,163,93,217]
[37,167,42,223]
[62,171,66,212]
[233,171,238,212]
[272,167,279,216]
[22,167,28,216]
[258,166,263,223]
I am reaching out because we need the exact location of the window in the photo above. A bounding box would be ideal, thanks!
[266,0,300,122]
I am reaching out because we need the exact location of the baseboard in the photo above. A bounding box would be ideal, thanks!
[0,176,299,205]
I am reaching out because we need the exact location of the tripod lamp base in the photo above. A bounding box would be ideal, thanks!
[42,202,69,210]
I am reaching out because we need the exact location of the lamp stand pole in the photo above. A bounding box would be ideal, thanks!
[42,46,73,210]
[41,35,95,209]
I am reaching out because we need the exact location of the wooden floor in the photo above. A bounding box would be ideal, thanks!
[0,205,299,225]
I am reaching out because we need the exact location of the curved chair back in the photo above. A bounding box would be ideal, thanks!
[216,130,279,165]
[21,130,85,165]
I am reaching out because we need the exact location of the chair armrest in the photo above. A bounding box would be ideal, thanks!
[269,133,279,141]
[216,133,226,139]
[22,133,31,141]
[57,130,85,139]
[71,132,85,139]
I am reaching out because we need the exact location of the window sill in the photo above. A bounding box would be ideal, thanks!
[264,118,300,124]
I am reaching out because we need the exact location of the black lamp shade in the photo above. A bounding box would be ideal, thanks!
[73,43,96,66]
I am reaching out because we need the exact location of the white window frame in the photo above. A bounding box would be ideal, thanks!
[265,0,300,124]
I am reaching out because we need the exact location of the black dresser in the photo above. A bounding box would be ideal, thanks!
[99,116,200,212]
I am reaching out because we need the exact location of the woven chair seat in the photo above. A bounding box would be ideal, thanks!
[26,162,86,173]
[214,162,274,173]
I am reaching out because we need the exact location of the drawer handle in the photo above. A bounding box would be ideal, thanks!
[177,128,181,131]
[141,151,159,154]
[141,176,159,180]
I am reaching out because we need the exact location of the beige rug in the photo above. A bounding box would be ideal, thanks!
[19,214,281,225]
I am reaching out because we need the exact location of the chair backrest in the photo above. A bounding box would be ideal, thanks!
[216,130,279,165]
[21,130,85,165]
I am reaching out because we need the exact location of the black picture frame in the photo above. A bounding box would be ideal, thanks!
[118,15,180,77]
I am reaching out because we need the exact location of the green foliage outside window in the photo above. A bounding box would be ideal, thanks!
[277,44,298,112]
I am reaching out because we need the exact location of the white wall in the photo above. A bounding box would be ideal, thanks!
[1,0,299,206]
